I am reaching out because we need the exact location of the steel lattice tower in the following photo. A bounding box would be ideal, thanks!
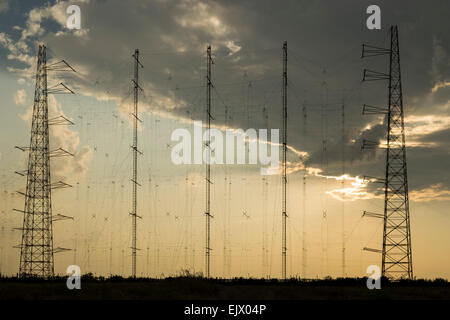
[131,49,143,278]
[382,26,413,279]
[19,45,53,277]
[18,45,74,277]
[281,41,287,280]
[341,97,346,277]
[205,45,213,278]
[301,98,307,278]
[362,26,413,279]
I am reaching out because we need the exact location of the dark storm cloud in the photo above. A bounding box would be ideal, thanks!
[0,0,449,192]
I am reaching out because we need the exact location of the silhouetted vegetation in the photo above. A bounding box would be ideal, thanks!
[0,274,449,300]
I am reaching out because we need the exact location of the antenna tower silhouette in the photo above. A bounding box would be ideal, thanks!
[361,26,413,279]
[16,45,75,277]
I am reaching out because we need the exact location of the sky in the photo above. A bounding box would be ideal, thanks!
[0,0,449,279]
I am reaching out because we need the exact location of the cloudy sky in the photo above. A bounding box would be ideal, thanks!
[0,0,449,279]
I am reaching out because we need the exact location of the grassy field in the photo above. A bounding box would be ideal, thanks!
[1,275,449,300]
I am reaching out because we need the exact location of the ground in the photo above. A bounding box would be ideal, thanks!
[1,276,449,300]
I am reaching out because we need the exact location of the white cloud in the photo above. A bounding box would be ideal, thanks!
[0,1,94,180]
[19,1,90,41]
[225,40,241,56]
[410,183,450,202]
[326,174,380,202]
[406,114,450,137]
[18,94,92,180]
[46,95,92,180]
[431,81,450,93]
[175,0,231,38]
[13,89,27,105]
